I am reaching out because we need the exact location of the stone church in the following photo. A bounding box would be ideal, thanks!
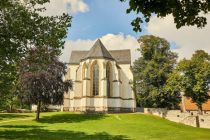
[63,39,136,112]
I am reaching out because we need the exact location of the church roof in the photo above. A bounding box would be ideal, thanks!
[69,39,131,64]
[82,39,114,60]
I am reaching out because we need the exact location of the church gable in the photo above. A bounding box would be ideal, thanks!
[69,39,131,65]
[82,39,114,60]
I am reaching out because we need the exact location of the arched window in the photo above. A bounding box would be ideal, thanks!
[92,63,99,96]
[106,63,112,97]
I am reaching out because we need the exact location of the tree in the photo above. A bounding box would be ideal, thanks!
[20,47,73,120]
[120,0,210,32]
[133,35,179,108]
[0,0,71,97]
[170,50,210,114]
[0,81,20,112]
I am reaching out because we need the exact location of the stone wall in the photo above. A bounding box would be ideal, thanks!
[144,108,168,118]
[199,115,210,128]
[143,108,210,128]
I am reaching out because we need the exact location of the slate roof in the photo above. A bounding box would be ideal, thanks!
[109,49,131,64]
[82,39,114,60]
[69,39,131,64]
[69,51,87,64]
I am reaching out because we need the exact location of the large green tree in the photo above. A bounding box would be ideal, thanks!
[120,0,210,32]
[0,0,71,97]
[167,50,210,114]
[133,35,179,108]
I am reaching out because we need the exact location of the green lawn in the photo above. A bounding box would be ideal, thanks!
[0,112,210,140]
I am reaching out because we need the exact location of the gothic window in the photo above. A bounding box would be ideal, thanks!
[92,63,99,96]
[106,63,111,97]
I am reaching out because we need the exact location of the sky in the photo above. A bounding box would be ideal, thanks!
[41,0,210,63]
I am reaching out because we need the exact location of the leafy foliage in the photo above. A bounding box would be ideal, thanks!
[169,50,210,114]
[0,0,71,97]
[165,71,187,96]
[0,92,19,112]
[133,35,179,108]
[120,0,210,32]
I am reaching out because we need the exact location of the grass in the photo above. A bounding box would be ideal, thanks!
[0,112,210,140]
[0,113,33,121]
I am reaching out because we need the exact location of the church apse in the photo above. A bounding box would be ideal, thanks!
[63,39,136,113]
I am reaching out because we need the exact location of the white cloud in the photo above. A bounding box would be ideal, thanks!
[61,16,210,63]
[60,33,140,63]
[40,0,89,16]
[66,0,89,14]
[147,14,210,60]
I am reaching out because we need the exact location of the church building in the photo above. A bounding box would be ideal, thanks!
[63,39,136,113]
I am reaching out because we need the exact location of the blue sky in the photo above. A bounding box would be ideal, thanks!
[45,0,210,62]
[67,0,146,40]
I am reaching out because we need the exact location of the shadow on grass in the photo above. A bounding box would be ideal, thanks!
[38,113,107,124]
[0,128,130,140]
[0,125,45,129]
[0,114,31,120]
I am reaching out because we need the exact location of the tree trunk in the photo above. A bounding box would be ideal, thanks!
[196,115,200,128]
[9,105,13,113]
[36,101,41,121]
[9,97,13,113]
[20,98,23,109]
[9,101,13,113]
[198,104,203,115]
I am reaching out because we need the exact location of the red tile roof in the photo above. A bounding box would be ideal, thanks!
[180,92,210,111]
